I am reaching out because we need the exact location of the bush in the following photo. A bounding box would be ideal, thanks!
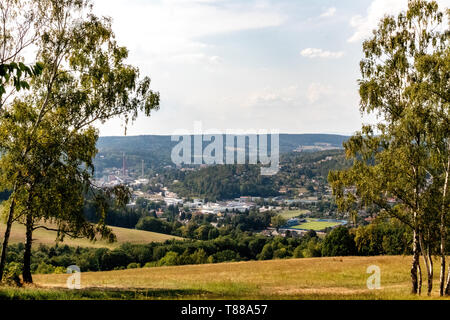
[293,246,304,258]
[54,266,66,274]
[35,262,56,274]
[127,262,141,269]
[213,250,240,263]
[302,239,322,258]
[100,250,132,271]
[257,243,273,260]
[3,262,23,286]
[322,227,356,257]
[190,249,208,264]
[158,251,179,266]
[136,217,172,234]
[273,248,288,259]
[144,262,157,268]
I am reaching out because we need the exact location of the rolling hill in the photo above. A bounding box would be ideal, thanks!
[0,222,182,249]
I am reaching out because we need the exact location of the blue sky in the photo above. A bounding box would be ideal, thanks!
[93,0,449,136]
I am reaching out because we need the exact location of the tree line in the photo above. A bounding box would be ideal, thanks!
[2,220,416,281]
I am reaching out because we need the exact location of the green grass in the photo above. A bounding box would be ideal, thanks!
[16,255,449,300]
[0,221,183,249]
[278,210,310,219]
[291,218,343,231]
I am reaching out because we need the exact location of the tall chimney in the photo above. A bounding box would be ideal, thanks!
[122,152,126,177]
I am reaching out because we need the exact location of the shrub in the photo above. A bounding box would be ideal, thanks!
[158,251,179,266]
[3,262,23,286]
[213,250,240,263]
[273,248,288,259]
[35,262,56,274]
[322,227,356,257]
[54,266,66,274]
[257,243,273,260]
[144,262,157,268]
[190,249,208,264]
[127,262,141,269]
[293,246,304,258]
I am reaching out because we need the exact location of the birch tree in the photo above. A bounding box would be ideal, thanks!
[0,0,160,282]
[328,0,449,295]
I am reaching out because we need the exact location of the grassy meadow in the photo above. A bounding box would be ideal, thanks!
[278,210,310,219]
[0,255,442,300]
[291,218,343,231]
[0,222,182,249]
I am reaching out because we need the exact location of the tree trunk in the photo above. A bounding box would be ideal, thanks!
[426,251,433,296]
[440,158,449,296]
[22,213,34,283]
[419,233,433,296]
[0,197,16,282]
[418,260,422,295]
[445,265,450,296]
[440,255,446,296]
[411,228,421,294]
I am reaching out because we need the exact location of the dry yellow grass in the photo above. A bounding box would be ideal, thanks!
[0,222,182,249]
[33,255,450,299]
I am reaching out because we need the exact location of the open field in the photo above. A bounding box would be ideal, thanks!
[291,218,344,231]
[2,256,443,300]
[0,222,182,249]
[278,210,310,219]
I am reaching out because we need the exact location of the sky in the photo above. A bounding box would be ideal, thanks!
[93,0,450,136]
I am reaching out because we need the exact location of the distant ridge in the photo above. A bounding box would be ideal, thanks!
[95,134,350,170]
[97,134,349,152]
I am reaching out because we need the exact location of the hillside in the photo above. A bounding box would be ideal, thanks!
[0,222,182,249]
[94,134,349,173]
[29,256,450,300]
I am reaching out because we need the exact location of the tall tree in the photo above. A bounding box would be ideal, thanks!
[0,0,160,282]
[328,0,448,295]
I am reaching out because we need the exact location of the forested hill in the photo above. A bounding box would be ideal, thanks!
[95,134,349,172]
[97,134,349,153]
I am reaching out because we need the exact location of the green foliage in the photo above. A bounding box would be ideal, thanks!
[355,220,412,256]
[126,262,141,269]
[158,251,179,266]
[321,227,356,257]
[271,215,287,230]
[136,217,174,234]
[35,262,57,275]
[3,262,22,286]
[3,217,414,275]
[327,0,449,294]
[0,62,43,98]
[212,250,240,263]
[0,0,161,282]
[293,246,304,258]
[171,165,279,201]
[302,238,322,258]
[257,243,273,260]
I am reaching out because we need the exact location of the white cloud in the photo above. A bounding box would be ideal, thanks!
[246,85,299,108]
[300,48,344,59]
[306,83,332,103]
[348,0,450,43]
[93,0,286,65]
[320,7,336,18]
